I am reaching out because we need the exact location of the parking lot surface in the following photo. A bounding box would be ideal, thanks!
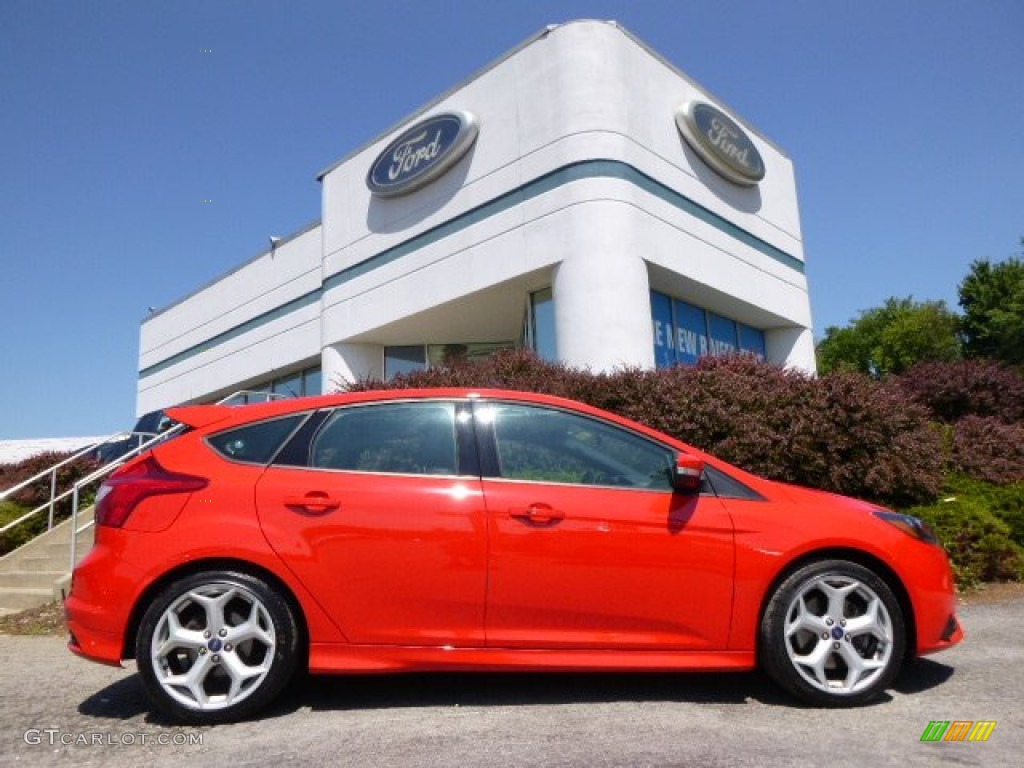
[2,595,1021,767]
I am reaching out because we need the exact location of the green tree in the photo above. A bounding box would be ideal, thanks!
[817,297,961,377]
[959,249,1024,365]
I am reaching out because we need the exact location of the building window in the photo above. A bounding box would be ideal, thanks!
[737,323,766,358]
[272,371,303,398]
[427,342,513,368]
[707,312,738,357]
[651,290,765,368]
[384,346,427,380]
[527,288,556,361]
[384,342,516,381]
[303,367,322,396]
[218,365,323,404]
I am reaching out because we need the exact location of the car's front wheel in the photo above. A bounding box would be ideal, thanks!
[135,570,300,723]
[760,559,906,706]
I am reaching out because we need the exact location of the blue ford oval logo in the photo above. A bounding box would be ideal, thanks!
[366,110,479,198]
[675,101,765,187]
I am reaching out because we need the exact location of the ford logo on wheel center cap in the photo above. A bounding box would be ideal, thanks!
[367,110,479,198]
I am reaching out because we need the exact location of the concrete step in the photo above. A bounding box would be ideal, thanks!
[2,542,90,571]
[1,519,94,564]
[16,554,68,567]
[0,587,55,615]
[0,570,66,590]
[0,507,95,614]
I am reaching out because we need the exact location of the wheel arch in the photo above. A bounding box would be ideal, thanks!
[121,557,310,665]
[754,547,917,663]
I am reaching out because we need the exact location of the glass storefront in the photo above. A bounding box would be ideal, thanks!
[383,346,428,379]
[222,365,323,403]
[529,288,556,361]
[384,342,515,380]
[651,290,765,368]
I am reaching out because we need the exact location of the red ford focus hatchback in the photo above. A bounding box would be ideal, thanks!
[66,389,962,722]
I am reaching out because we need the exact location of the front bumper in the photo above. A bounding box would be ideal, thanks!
[909,544,964,656]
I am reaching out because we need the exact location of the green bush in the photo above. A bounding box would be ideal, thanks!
[0,451,101,556]
[942,476,1024,548]
[0,499,41,556]
[910,495,1024,588]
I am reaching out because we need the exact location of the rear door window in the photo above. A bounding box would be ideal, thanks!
[310,402,459,476]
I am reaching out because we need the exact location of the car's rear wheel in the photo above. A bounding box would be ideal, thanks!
[135,570,299,723]
[760,559,905,706]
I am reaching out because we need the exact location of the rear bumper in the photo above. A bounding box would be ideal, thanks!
[64,534,145,666]
[66,625,124,667]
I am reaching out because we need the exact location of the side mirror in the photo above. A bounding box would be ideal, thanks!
[671,454,705,494]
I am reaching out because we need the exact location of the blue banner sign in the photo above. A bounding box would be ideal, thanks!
[738,323,767,358]
[651,290,765,367]
[707,312,738,356]
[367,111,479,198]
[651,292,676,368]
[674,299,707,365]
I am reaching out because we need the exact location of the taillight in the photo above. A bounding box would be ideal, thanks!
[95,455,208,528]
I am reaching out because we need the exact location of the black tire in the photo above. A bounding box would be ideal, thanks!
[135,570,300,724]
[759,559,906,706]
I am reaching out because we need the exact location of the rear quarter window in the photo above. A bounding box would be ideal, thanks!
[207,414,306,464]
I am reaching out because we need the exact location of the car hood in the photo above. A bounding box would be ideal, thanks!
[767,479,883,516]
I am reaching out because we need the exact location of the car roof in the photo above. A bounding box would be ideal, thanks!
[168,388,670,441]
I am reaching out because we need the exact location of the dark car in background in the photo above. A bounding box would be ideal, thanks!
[92,410,175,464]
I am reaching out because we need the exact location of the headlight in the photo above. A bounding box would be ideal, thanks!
[873,510,940,546]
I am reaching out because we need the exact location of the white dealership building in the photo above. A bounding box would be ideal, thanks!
[137,20,815,414]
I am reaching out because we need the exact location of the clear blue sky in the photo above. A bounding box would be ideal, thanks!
[1,0,1021,439]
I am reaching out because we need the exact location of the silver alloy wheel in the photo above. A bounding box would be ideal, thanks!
[783,574,894,695]
[150,583,277,711]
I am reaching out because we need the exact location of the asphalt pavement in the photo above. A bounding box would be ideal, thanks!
[2,595,1021,767]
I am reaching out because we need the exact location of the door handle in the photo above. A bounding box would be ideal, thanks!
[509,503,564,526]
[284,492,341,513]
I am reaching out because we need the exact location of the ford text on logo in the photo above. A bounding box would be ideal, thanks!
[366,111,479,198]
[675,101,765,187]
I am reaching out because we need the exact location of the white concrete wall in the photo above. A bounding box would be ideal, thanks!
[138,20,815,413]
[319,20,812,378]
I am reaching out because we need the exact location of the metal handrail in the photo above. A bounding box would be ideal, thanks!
[0,431,162,533]
[0,389,296,573]
[1,389,288,534]
[64,389,293,569]
[0,433,126,503]
[0,432,165,534]
[216,390,289,405]
[68,425,186,568]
